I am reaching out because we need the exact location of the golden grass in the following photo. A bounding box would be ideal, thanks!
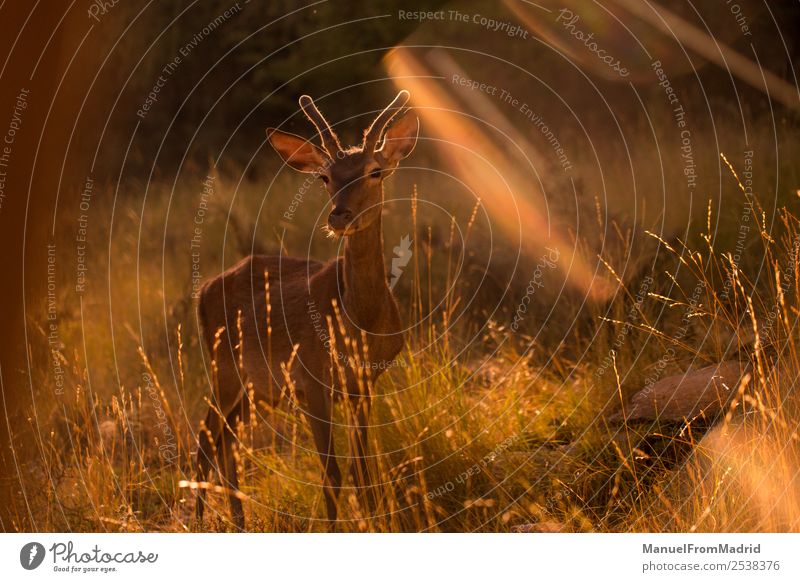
[7,150,800,533]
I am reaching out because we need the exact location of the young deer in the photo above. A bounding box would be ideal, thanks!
[195,91,418,529]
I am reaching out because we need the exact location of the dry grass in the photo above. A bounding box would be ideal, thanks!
[6,145,800,533]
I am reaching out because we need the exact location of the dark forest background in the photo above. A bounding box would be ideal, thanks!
[82,0,800,178]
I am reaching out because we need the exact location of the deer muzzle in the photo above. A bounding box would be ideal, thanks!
[328,206,355,234]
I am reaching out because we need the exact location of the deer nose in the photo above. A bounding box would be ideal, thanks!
[328,207,353,231]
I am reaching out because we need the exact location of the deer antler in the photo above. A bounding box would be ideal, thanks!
[298,95,341,155]
[362,90,410,153]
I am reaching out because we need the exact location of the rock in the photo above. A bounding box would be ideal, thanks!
[610,361,747,423]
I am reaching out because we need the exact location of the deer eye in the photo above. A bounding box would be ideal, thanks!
[368,168,382,179]
[320,175,330,184]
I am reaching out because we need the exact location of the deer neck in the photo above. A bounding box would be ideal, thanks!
[341,206,390,327]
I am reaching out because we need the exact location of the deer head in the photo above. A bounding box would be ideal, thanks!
[267,90,419,235]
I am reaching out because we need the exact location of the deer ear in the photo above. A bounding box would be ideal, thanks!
[266,128,330,173]
[376,112,419,166]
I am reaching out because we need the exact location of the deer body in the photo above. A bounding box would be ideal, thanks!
[195,91,418,529]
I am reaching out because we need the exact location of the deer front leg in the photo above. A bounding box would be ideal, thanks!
[218,404,247,530]
[196,360,244,528]
[304,384,342,524]
[348,395,374,512]
[195,407,219,524]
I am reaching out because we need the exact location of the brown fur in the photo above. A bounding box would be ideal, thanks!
[195,91,418,529]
